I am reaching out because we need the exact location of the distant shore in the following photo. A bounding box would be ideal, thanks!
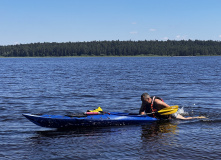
[1,55,220,59]
[1,40,221,57]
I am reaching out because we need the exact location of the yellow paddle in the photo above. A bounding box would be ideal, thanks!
[157,105,179,115]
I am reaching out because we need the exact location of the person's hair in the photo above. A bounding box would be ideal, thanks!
[141,93,150,101]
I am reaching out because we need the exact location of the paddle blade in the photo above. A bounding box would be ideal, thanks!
[158,105,179,115]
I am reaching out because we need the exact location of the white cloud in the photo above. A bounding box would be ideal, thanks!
[163,37,169,41]
[219,35,221,38]
[176,35,188,40]
[130,31,138,34]
[14,42,20,45]
[149,28,156,32]
[132,22,137,25]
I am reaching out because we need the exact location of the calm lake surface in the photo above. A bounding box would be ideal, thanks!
[0,56,221,160]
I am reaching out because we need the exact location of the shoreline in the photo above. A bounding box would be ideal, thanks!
[0,55,220,58]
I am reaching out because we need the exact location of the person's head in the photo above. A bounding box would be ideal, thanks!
[141,93,151,103]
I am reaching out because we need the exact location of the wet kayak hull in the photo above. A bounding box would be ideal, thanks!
[23,113,158,128]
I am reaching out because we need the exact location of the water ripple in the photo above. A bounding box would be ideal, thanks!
[0,57,221,159]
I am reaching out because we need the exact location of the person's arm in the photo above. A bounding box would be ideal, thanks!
[139,105,146,115]
[154,99,170,110]
[140,111,145,115]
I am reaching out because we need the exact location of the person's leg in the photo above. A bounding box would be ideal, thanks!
[176,114,206,120]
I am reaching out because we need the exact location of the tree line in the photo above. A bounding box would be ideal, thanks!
[0,40,221,57]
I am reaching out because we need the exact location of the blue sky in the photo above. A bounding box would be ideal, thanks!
[1,0,221,45]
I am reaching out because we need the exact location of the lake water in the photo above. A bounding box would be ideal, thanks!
[0,56,221,160]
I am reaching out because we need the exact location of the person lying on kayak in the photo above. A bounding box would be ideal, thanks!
[139,93,205,120]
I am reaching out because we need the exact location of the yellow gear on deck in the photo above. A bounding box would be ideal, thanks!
[88,107,103,112]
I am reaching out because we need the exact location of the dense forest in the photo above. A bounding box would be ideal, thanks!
[0,40,221,57]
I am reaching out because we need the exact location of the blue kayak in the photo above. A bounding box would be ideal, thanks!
[23,112,158,128]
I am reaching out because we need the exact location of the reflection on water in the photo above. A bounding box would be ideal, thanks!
[141,121,178,140]
[33,127,118,138]
[29,121,179,158]
[139,121,180,160]
[31,121,178,140]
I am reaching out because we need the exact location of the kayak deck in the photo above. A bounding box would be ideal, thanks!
[23,113,158,128]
